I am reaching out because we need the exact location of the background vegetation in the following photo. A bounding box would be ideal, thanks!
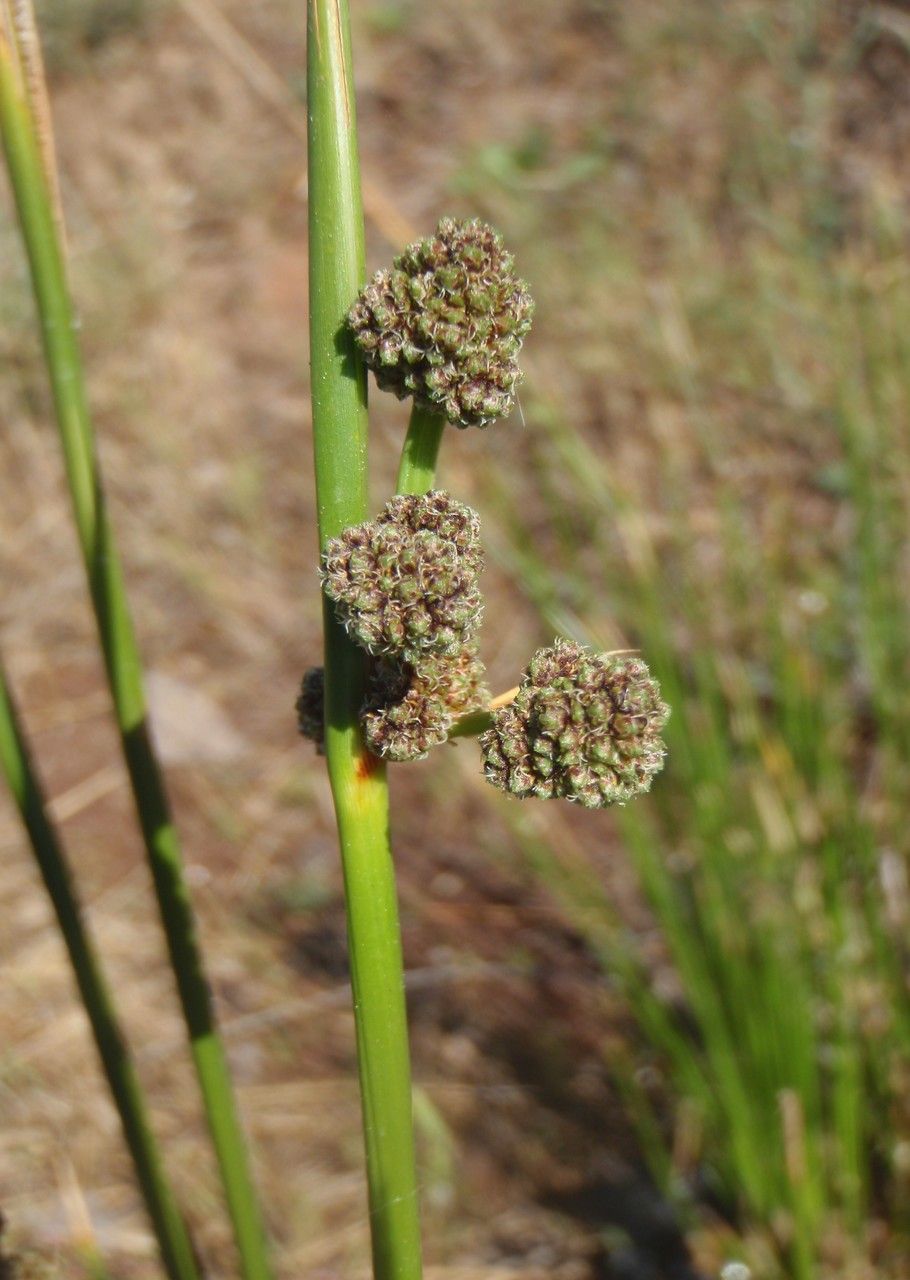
[1,1,909,1277]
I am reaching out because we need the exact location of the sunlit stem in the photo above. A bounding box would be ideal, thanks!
[307,0,423,1275]
[448,686,519,740]
[396,401,446,495]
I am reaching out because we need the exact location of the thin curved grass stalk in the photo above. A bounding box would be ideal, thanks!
[306,0,422,1275]
[0,16,273,1280]
[0,661,201,1280]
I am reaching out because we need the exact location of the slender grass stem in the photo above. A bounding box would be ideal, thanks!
[0,31,272,1280]
[447,708,492,740]
[0,661,200,1280]
[307,2,422,1276]
[395,403,446,495]
[449,685,520,740]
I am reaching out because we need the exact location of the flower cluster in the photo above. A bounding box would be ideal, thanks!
[296,647,487,763]
[479,641,669,808]
[303,492,490,763]
[321,491,483,663]
[301,217,669,806]
[347,218,534,429]
[362,644,489,762]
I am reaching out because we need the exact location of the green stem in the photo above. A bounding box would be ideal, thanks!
[0,661,200,1280]
[447,708,493,740]
[0,36,272,1280]
[395,402,446,495]
[307,3,422,1278]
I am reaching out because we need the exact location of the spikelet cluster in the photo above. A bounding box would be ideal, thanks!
[480,641,669,808]
[296,647,488,763]
[362,644,489,762]
[321,491,483,663]
[347,218,534,429]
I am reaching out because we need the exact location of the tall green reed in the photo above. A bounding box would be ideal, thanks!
[306,1,422,1275]
[304,5,658,1272]
[0,9,271,1278]
[0,661,200,1280]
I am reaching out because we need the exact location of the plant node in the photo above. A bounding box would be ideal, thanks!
[363,643,489,762]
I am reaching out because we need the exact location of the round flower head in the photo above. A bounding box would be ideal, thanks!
[295,667,325,753]
[362,644,489,763]
[322,491,484,663]
[480,640,669,809]
[347,217,534,429]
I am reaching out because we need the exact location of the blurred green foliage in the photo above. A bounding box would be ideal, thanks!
[458,3,910,1276]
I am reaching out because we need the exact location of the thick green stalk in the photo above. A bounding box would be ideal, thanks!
[0,662,200,1280]
[0,34,272,1280]
[395,402,445,495]
[307,3,422,1278]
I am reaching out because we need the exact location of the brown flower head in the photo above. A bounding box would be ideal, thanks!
[347,217,534,429]
[479,640,669,808]
[321,491,484,663]
[362,643,489,763]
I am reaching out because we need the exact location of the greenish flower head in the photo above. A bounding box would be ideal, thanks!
[347,217,534,429]
[321,491,484,663]
[363,643,489,762]
[480,640,669,808]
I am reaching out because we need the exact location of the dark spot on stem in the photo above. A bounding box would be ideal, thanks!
[355,749,381,781]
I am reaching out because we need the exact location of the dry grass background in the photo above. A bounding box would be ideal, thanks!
[0,1,908,1277]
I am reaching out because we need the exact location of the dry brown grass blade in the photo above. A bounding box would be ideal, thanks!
[1,0,67,251]
[56,1154,99,1259]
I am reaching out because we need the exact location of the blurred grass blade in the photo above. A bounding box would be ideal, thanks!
[0,660,201,1280]
[307,0,423,1275]
[480,241,910,1267]
[0,14,273,1280]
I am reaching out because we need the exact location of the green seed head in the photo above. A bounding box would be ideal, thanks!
[480,640,669,808]
[430,640,490,720]
[347,217,534,429]
[295,667,325,753]
[362,643,489,763]
[322,491,484,663]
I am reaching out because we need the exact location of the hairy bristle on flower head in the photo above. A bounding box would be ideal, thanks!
[296,667,326,754]
[321,491,484,663]
[347,217,534,429]
[362,644,489,763]
[479,640,669,808]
